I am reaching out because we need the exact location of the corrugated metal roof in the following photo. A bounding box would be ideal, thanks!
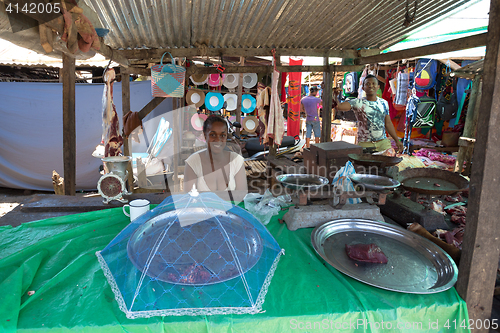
[81,0,475,55]
[0,40,117,68]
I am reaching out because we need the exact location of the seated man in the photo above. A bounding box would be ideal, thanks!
[337,75,403,152]
[184,114,248,202]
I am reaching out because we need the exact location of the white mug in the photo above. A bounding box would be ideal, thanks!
[123,199,150,221]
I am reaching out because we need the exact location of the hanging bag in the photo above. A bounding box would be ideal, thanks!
[413,95,436,128]
[436,77,458,121]
[151,52,186,98]
[414,58,438,91]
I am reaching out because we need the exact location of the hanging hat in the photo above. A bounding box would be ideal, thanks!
[190,72,209,85]
[224,93,238,111]
[242,116,258,133]
[223,74,239,89]
[207,73,225,87]
[242,73,258,89]
[241,94,256,113]
[191,113,208,131]
[205,92,225,111]
[186,89,205,108]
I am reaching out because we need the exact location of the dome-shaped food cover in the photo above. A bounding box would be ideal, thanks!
[96,191,284,318]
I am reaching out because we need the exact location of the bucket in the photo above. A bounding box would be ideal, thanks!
[441,131,460,147]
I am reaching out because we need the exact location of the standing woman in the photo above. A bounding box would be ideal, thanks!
[184,114,247,201]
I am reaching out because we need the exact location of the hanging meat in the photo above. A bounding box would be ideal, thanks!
[102,68,123,157]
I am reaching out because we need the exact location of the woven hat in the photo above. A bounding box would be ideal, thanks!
[223,74,239,89]
[242,116,258,133]
[205,92,224,111]
[208,73,225,87]
[186,89,205,108]
[191,113,208,131]
[190,73,209,85]
[242,73,258,89]
[224,93,238,111]
[241,94,256,113]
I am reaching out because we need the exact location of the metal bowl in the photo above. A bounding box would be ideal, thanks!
[349,174,400,191]
[276,174,330,191]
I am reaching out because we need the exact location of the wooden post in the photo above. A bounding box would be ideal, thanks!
[321,56,333,143]
[454,75,482,173]
[269,55,281,159]
[62,53,76,196]
[235,57,245,137]
[121,67,134,192]
[456,0,500,329]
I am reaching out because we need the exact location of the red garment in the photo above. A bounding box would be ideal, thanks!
[287,58,303,137]
[382,72,399,119]
[280,72,288,103]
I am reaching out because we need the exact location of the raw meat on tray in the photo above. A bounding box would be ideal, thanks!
[345,243,388,264]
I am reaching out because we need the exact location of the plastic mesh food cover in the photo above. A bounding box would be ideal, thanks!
[96,191,284,318]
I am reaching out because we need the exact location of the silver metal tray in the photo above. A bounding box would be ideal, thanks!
[349,174,401,191]
[127,208,263,285]
[311,218,457,294]
[276,173,330,191]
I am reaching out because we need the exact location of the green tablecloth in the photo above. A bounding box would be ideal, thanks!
[0,206,469,332]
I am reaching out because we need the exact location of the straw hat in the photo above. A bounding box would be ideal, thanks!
[191,113,208,131]
[241,94,256,113]
[224,93,238,111]
[223,74,239,89]
[205,92,224,111]
[242,116,258,133]
[186,89,205,108]
[208,73,225,87]
[242,73,258,89]
[190,73,209,85]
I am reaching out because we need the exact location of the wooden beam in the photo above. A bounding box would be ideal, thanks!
[235,57,245,137]
[438,59,461,71]
[128,67,151,76]
[120,47,359,60]
[456,0,500,327]
[190,64,364,75]
[127,64,364,77]
[121,68,134,192]
[62,53,75,196]
[321,56,333,143]
[138,97,167,120]
[356,33,488,65]
[14,4,129,67]
[454,75,482,173]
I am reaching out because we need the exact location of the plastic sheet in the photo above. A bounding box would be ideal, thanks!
[0,207,469,332]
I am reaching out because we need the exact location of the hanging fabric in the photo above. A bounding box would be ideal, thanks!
[402,88,420,155]
[266,52,285,146]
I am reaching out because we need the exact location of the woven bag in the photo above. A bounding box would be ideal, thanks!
[151,52,186,98]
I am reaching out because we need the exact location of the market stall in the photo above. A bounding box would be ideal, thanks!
[0,207,469,332]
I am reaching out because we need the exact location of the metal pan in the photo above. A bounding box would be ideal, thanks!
[311,218,458,294]
[349,174,400,191]
[276,174,330,191]
[348,154,402,168]
[397,168,469,195]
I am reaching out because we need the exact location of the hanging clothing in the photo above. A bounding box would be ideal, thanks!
[403,94,420,155]
[266,69,285,145]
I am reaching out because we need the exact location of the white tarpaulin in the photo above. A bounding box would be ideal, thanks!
[0,80,172,191]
